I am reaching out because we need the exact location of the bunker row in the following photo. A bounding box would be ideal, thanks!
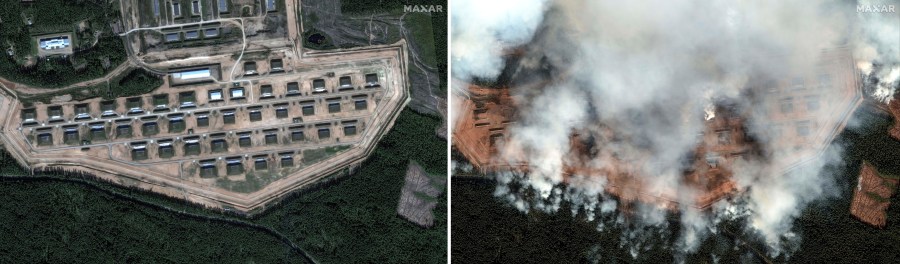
[28,102,367,148]
[123,119,359,161]
[144,0,278,26]
[20,85,378,127]
[189,150,316,179]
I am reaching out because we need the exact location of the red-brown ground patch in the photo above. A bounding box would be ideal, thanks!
[888,97,900,140]
[453,85,748,209]
[850,162,898,228]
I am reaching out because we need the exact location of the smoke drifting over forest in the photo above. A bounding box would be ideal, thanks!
[452,0,899,258]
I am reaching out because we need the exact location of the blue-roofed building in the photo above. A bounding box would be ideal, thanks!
[191,0,200,15]
[165,32,180,42]
[153,0,160,16]
[172,69,211,80]
[185,30,199,39]
[39,37,71,50]
[204,28,219,37]
[218,0,229,12]
[172,2,182,17]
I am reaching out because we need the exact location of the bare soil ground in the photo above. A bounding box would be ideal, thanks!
[397,161,445,228]
[850,162,898,227]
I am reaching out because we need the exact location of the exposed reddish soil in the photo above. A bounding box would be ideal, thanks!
[453,85,750,209]
[888,96,900,140]
[850,162,898,228]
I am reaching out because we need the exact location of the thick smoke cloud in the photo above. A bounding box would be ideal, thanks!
[453,0,898,258]
[450,0,548,81]
[855,0,900,102]
[449,0,550,133]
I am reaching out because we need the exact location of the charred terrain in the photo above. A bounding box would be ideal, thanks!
[451,0,899,262]
[452,84,900,263]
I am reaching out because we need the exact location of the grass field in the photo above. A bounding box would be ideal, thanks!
[405,12,438,67]
[301,145,350,165]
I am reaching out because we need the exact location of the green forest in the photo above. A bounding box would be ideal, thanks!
[0,0,126,88]
[0,109,447,263]
[107,68,164,98]
[452,105,900,263]
[18,68,163,106]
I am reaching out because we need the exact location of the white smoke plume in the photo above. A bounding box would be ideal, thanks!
[854,0,900,102]
[449,0,550,132]
[450,0,549,81]
[454,0,898,259]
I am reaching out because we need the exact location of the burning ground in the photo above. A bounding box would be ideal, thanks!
[451,0,900,260]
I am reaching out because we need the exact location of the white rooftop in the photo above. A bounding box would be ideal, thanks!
[172,69,211,80]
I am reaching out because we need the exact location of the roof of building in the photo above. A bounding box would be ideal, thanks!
[172,69,210,80]
[38,37,70,50]
[204,28,218,37]
[209,90,223,100]
[191,1,200,14]
[172,2,181,16]
[231,88,244,97]
[185,30,199,39]
[152,0,160,16]
[165,32,180,42]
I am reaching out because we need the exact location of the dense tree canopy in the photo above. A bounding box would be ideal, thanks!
[0,0,125,88]
[0,109,447,263]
